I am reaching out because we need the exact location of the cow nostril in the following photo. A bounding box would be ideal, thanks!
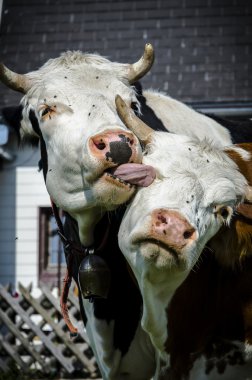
[183,229,195,240]
[157,214,167,224]
[94,140,106,150]
[130,139,134,146]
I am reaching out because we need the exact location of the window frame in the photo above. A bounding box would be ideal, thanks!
[38,207,66,287]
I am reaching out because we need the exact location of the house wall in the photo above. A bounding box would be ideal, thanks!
[0,0,251,106]
[15,166,50,288]
[0,164,16,286]
[0,143,50,288]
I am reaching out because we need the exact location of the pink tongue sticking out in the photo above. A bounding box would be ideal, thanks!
[112,163,156,187]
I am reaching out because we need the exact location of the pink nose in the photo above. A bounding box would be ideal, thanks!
[151,209,197,251]
[89,130,139,165]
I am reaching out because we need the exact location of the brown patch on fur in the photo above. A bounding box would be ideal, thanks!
[209,213,252,268]
[225,143,252,185]
[165,252,252,379]
[237,203,252,219]
[243,300,252,345]
[243,302,252,346]
[210,144,252,267]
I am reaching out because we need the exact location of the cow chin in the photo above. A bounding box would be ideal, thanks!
[93,174,136,209]
[136,240,189,271]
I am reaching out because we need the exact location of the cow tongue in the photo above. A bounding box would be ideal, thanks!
[111,163,156,187]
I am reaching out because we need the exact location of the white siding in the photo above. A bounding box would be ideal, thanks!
[15,167,50,287]
[0,167,17,285]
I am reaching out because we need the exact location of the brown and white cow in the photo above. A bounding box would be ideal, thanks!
[117,97,252,380]
[60,100,251,380]
[166,201,252,379]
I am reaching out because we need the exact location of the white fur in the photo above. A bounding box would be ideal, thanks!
[83,298,155,380]
[142,90,232,147]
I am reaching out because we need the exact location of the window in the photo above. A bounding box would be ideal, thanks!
[39,207,66,288]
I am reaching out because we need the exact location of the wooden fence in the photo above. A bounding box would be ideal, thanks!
[0,283,100,379]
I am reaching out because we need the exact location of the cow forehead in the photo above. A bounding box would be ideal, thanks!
[24,52,136,107]
[144,133,237,171]
[142,133,246,204]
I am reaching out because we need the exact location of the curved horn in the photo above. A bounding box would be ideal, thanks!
[0,63,31,93]
[128,43,154,84]
[115,94,153,144]
[245,186,252,203]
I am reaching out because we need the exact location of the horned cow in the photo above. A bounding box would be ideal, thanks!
[117,98,252,380]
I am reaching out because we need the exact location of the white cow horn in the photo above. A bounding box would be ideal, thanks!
[245,186,252,203]
[115,94,153,144]
[128,43,154,84]
[0,63,31,93]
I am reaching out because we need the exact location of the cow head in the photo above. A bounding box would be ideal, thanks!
[116,96,248,352]
[0,45,154,245]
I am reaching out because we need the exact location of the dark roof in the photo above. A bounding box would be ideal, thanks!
[0,0,251,107]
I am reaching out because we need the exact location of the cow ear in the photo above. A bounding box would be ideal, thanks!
[2,105,39,147]
[225,143,252,185]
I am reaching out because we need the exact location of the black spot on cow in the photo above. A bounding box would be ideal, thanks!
[205,113,252,143]
[133,82,168,132]
[105,134,132,164]
[204,338,244,375]
[29,109,48,180]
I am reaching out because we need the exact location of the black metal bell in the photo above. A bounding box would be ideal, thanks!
[78,252,111,301]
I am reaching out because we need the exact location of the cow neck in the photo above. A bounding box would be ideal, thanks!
[50,198,111,336]
[51,199,110,254]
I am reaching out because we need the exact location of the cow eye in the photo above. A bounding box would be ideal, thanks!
[39,105,56,120]
[219,207,230,219]
[41,107,51,117]
[214,205,233,222]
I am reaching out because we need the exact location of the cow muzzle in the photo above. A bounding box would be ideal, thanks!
[133,209,198,267]
[150,209,197,252]
[89,130,140,165]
